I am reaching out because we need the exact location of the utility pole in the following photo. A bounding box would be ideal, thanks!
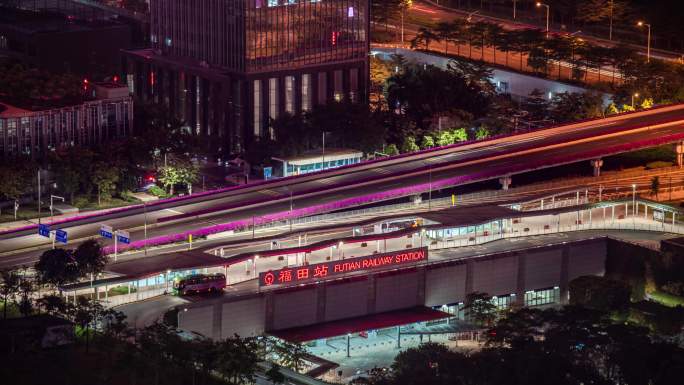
[37,169,41,225]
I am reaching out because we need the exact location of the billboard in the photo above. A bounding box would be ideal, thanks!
[259,247,428,287]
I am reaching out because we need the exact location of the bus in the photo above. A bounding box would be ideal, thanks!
[173,273,226,295]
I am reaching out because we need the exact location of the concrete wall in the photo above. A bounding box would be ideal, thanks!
[179,238,609,339]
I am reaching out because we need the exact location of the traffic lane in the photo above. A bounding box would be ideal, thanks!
[2,117,682,262]
[117,295,189,329]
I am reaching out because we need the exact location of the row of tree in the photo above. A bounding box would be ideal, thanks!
[371,305,684,385]
[410,18,684,104]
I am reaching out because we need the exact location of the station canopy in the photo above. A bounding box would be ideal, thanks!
[270,306,450,343]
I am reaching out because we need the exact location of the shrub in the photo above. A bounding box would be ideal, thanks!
[148,185,168,198]
[645,161,673,169]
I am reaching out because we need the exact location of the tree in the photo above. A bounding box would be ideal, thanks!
[549,92,605,123]
[420,135,435,149]
[265,363,285,385]
[434,22,455,55]
[91,162,120,206]
[215,335,261,384]
[401,136,420,153]
[650,176,661,199]
[0,269,20,319]
[34,248,80,287]
[73,239,108,280]
[158,157,199,195]
[272,339,307,372]
[569,275,631,312]
[411,27,439,51]
[385,143,400,156]
[16,277,35,317]
[463,291,497,326]
[0,160,31,214]
[475,126,490,140]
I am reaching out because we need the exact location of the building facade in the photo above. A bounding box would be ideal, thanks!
[0,85,133,159]
[122,0,369,154]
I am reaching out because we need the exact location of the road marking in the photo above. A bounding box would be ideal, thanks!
[260,189,281,197]
[374,168,392,175]
[165,208,184,215]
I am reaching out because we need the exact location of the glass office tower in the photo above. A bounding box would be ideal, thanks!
[125,0,369,154]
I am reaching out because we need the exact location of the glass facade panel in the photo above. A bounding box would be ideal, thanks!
[285,76,295,114]
[246,0,368,72]
[524,287,560,307]
[269,77,279,122]
[301,74,312,111]
[253,79,262,136]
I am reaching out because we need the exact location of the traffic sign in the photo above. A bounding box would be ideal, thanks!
[100,224,113,239]
[55,229,68,244]
[38,224,50,238]
[116,230,130,244]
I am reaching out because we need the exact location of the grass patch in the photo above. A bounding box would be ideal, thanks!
[107,286,136,297]
[0,302,21,319]
[649,290,684,308]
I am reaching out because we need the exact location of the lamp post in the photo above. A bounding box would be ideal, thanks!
[632,184,636,216]
[400,1,413,47]
[637,21,651,63]
[631,93,639,109]
[143,201,148,256]
[608,0,614,40]
[513,0,517,19]
[536,2,550,37]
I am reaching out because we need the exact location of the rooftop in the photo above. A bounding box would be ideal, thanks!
[270,306,450,343]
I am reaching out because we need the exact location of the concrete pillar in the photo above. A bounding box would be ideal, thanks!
[515,253,527,305]
[316,283,327,323]
[212,303,223,340]
[676,142,684,168]
[590,159,603,177]
[367,274,377,315]
[465,260,474,295]
[559,247,570,303]
[264,292,275,331]
[416,267,426,306]
[499,176,512,190]
[645,205,648,219]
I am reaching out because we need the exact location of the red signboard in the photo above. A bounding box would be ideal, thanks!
[259,247,428,287]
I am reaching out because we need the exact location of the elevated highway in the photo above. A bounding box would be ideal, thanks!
[2,104,684,259]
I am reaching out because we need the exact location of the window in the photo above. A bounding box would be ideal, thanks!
[253,79,262,136]
[285,76,295,114]
[269,77,279,122]
[317,72,327,104]
[301,74,311,111]
[334,70,343,102]
[524,287,560,307]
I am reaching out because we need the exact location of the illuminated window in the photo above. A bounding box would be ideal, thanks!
[334,70,343,102]
[301,74,311,111]
[253,79,262,136]
[524,287,560,307]
[285,76,295,114]
[269,77,279,122]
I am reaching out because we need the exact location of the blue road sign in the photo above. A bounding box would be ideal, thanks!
[116,230,130,244]
[38,224,50,238]
[100,224,113,239]
[55,229,68,244]
[263,166,273,180]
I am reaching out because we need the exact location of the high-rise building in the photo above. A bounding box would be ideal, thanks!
[122,0,369,155]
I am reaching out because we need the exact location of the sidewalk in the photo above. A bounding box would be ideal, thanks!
[0,192,158,233]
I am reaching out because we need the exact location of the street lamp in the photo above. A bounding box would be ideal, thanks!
[400,0,413,47]
[637,21,651,63]
[536,2,550,37]
[513,0,517,19]
[631,93,639,109]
